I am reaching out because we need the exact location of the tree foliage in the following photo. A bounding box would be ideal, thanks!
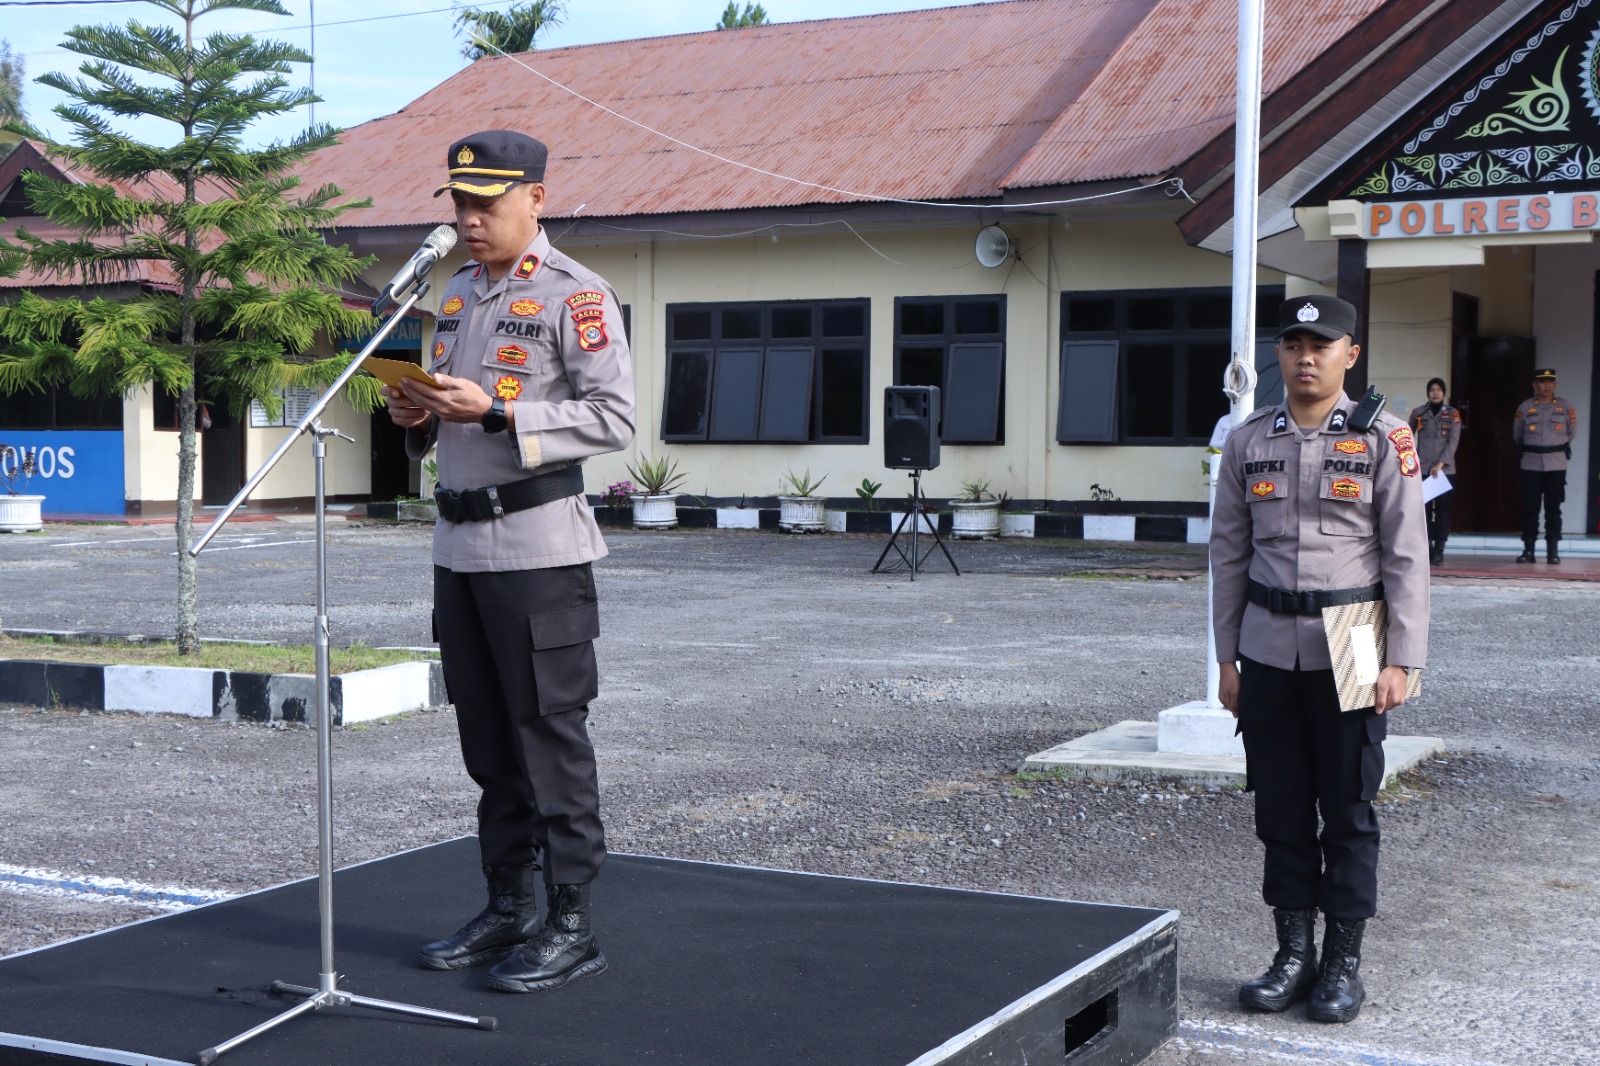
[0,0,376,654]
[716,3,769,29]
[0,39,23,150]
[456,0,565,61]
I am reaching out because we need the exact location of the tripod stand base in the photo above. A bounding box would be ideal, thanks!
[871,470,960,579]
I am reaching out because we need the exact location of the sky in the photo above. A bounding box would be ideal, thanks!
[3,0,1008,147]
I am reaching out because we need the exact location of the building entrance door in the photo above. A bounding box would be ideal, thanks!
[1449,335,1534,533]
[200,402,246,507]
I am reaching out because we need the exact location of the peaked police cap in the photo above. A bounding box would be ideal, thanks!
[434,130,548,198]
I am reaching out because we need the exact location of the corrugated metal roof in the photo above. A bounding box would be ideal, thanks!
[1003,0,1389,189]
[300,0,1182,225]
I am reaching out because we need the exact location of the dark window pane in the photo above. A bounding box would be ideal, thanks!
[708,348,762,439]
[673,309,712,341]
[770,306,812,340]
[721,308,761,340]
[1127,297,1176,331]
[1188,293,1231,331]
[0,388,54,428]
[944,343,1003,442]
[818,348,865,439]
[1256,289,1281,329]
[154,388,179,430]
[821,304,864,338]
[759,347,814,441]
[954,300,1001,335]
[1058,340,1119,442]
[1125,342,1175,437]
[1184,342,1231,440]
[899,301,944,336]
[662,350,712,437]
[1067,297,1115,332]
[899,346,943,389]
[55,388,123,429]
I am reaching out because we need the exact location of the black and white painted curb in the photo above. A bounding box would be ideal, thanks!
[0,653,446,726]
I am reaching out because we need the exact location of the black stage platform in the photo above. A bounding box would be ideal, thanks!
[0,838,1177,1066]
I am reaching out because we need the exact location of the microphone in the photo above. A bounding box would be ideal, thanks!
[372,225,458,315]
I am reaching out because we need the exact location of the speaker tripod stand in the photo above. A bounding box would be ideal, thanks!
[872,470,960,580]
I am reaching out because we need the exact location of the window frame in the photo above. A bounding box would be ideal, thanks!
[892,295,1007,445]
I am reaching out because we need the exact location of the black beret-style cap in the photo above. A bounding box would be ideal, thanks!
[1276,295,1358,341]
[1533,368,1557,381]
[434,130,548,198]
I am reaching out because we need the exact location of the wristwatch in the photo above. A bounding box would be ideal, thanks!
[480,397,508,434]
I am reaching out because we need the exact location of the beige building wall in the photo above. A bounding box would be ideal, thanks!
[1367,269,1453,418]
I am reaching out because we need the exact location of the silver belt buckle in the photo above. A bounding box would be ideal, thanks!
[486,485,504,518]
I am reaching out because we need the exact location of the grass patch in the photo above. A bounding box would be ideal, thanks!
[0,633,436,674]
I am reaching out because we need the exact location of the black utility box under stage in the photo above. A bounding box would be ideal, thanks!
[0,838,1177,1066]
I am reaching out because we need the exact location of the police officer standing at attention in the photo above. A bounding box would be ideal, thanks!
[1408,377,1461,566]
[1513,368,1576,563]
[1211,295,1429,1023]
[382,130,634,993]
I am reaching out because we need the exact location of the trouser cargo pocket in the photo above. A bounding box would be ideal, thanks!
[1357,711,1388,801]
[528,602,600,715]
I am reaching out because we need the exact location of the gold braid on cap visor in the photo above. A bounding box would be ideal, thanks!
[435,178,517,196]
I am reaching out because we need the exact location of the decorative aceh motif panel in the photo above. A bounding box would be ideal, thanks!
[1322,0,1600,201]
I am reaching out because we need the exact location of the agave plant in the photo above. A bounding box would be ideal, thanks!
[626,454,689,496]
[779,468,827,498]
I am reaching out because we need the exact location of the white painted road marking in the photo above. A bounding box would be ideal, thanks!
[0,863,229,912]
[1177,1019,1501,1066]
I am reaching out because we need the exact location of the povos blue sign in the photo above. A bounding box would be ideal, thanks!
[0,431,125,515]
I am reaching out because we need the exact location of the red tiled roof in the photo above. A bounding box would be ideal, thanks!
[301,0,1389,227]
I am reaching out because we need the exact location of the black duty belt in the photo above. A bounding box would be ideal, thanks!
[1248,579,1383,616]
[434,466,584,523]
[1521,444,1566,454]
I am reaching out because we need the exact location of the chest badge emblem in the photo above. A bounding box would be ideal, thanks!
[1333,439,1368,455]
[441,296,464,316]
[1252,481,1277,498]
[433,341,446,362]
[495,375,523,401]
[1331,478,1362,500]
[571,306,609,352]
[510,299,543,318]
[497,344,528,366]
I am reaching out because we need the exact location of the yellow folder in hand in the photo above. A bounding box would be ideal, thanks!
[1321,599,1422,712]
[362,357,439,390]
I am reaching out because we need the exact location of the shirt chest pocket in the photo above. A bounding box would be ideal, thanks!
[481,339,546,401]
[1246,475,1289,539]
[1319,474,1373,537]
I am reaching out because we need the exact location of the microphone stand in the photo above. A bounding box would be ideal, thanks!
[188,282,495,1064]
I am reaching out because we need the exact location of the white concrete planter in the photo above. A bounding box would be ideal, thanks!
[823,509,848,533]
[396,499,438,523]
[998,513,1034,538]
[891,511,937,536]
[949,500,1000,539]
[631,493,679,529]
[716,507,760,529]
[0,494,44,533]
[778,496,825,533]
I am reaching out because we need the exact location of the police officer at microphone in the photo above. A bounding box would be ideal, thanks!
[383,129,634,993]
[1513,368,1577,563]
[1211,295,1430,1023]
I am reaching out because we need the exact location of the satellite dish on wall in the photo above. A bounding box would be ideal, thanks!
[974,225,1013,268]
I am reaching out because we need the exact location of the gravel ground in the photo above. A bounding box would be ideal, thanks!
[1,521,1597,1065]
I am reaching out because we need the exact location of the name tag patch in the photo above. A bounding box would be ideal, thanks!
[1243,459,1287,476]
[435,318,461,334]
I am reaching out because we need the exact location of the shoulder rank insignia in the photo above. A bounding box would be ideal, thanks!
[514,254,539,280]
[510,299,543,318]
[571,306,609,351]
[1252,481,1277,497]
[1333,439,1368,455]
[566,290,605,310]
[1329,410,1348,432]
[1273,413,1288,432]
[497,344,528,366]
[495,375,523,401]
[441,296,464,316]
[472,265,482,280]
[1331,478,1362,500]
[1388,425,1419,476]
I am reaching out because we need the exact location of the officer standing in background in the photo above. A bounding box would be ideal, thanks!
[383,130,634,994]
[1408,378,1461,566]
[1513,369,1576,564]
[1212,295,1430,1024]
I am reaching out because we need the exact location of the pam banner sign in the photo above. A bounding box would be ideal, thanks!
[0,430,125,515]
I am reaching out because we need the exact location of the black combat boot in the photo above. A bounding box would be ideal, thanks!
[1238,908,1318,1012]
[419,863,540,970]
[487,882,608,993]
[1547,539,1561,564]
[1307,917,1366,1023]
[1517,541,1536,563]
[1429,541,1444,567]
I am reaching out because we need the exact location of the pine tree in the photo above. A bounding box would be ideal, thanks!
[0,0,376,655]
[715,3,769,29]
[0,39,23,151]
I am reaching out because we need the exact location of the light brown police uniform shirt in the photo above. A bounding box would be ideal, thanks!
[1211,397,1430,672]
[1407,404,1461,475]
[406,228,635,571]
[1512,395,1576,472]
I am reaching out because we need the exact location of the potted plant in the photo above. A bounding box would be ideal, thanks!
[627,454,688,529]
[597,478,636,527]
[950,478,1000,539]
[0,444,44,533]
[777,468,827,533]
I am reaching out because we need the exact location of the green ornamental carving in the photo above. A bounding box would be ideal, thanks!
[1465,46,1572,137]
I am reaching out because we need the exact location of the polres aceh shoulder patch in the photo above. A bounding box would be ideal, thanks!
[1388,425,1419,477]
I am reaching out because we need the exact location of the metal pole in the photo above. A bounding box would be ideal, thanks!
[313,427,336,988]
